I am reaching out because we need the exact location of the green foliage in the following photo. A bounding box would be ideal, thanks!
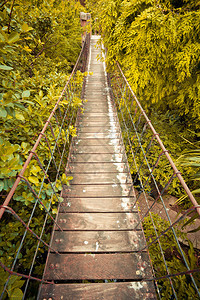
[143,213,200,299]
[0,269,24,300]
[0,0,84,195]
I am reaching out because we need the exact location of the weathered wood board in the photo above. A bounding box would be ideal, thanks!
[59,197,136,213]
[56,212,141,230]
[39,282,156,300]
[43,253,152,280]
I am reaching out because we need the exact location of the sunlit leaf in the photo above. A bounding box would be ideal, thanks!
[21,23,33,32]
[28,176,39,185]
[8,32,20,44]
[0,64,13,71]
[22,90,30,98]
[0,107,7,118]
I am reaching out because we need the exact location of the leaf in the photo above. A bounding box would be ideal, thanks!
[21,142,28,147]
[23,46,32,52]
[10,288,23,300]
[182,212,199,229]
[0,64,13,71]
[0,181,4,192]
[39,90,43,98]
[0,107,7,118]
[61,173,71,184]
[15,112,25,121]
[3,179,9,190]
[30,165,41,176]
[10,277,24,290]
[192,188,200,194]
[28,176,39,185]
[0,33,5,42]
[188,241,196,269]
[8,32,20,44]
[52,208,58,214]
[22,90,30,98]
[21,23,33,33]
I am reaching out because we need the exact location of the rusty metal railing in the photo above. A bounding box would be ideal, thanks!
[0,34,90,300]
[108,62,200,299]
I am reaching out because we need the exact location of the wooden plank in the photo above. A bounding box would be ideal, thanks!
[67,173,132,184]
[85,85,104,89]
[57,212,141,230]
[82,112,112,116]
[60,197,136,212]
[83,107,109,111]
[83,103,109,107]
[84,94,107,97]
[84,91,105,96]
[74,145,123,154]
[51,230,145,252]
[84,97,108,102]
[66,162,129,173]
[83,98,109,103]
[80,112,115,117]
[77,132,120,139]
[77,121,119,127]
[69,153,126,163]
[85,80,107,84]
[84,108,109,113]
[39,281,156,300]
[43,253,152,280]
[78,127,120,133]
[61,184,135,198]
[83,98,108,103]
[86,80,105,84]
[73,138,121,146]
[80,116,112,122]
[83,102,108,106]
[84,89,106,92]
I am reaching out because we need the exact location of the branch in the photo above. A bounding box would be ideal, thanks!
[7,0,15,33]
[28,41,60,77]
[35,41,59,59]
[0,0,9,8]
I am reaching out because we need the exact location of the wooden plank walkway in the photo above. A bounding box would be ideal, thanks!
[38,36,156,299]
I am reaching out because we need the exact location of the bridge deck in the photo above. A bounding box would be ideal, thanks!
[38,36,156,299]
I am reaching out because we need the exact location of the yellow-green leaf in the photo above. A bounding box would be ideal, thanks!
[8,32,20,44]
[21,23,33,32]
[28,176,39,185]
[15,113,25,121]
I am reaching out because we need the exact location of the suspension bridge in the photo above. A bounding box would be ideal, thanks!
[0,34,200,299]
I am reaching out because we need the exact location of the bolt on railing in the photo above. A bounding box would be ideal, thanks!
[0,34,90,300]
[107,62,200,299]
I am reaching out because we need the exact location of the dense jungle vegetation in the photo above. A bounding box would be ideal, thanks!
[0,0,85,298]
